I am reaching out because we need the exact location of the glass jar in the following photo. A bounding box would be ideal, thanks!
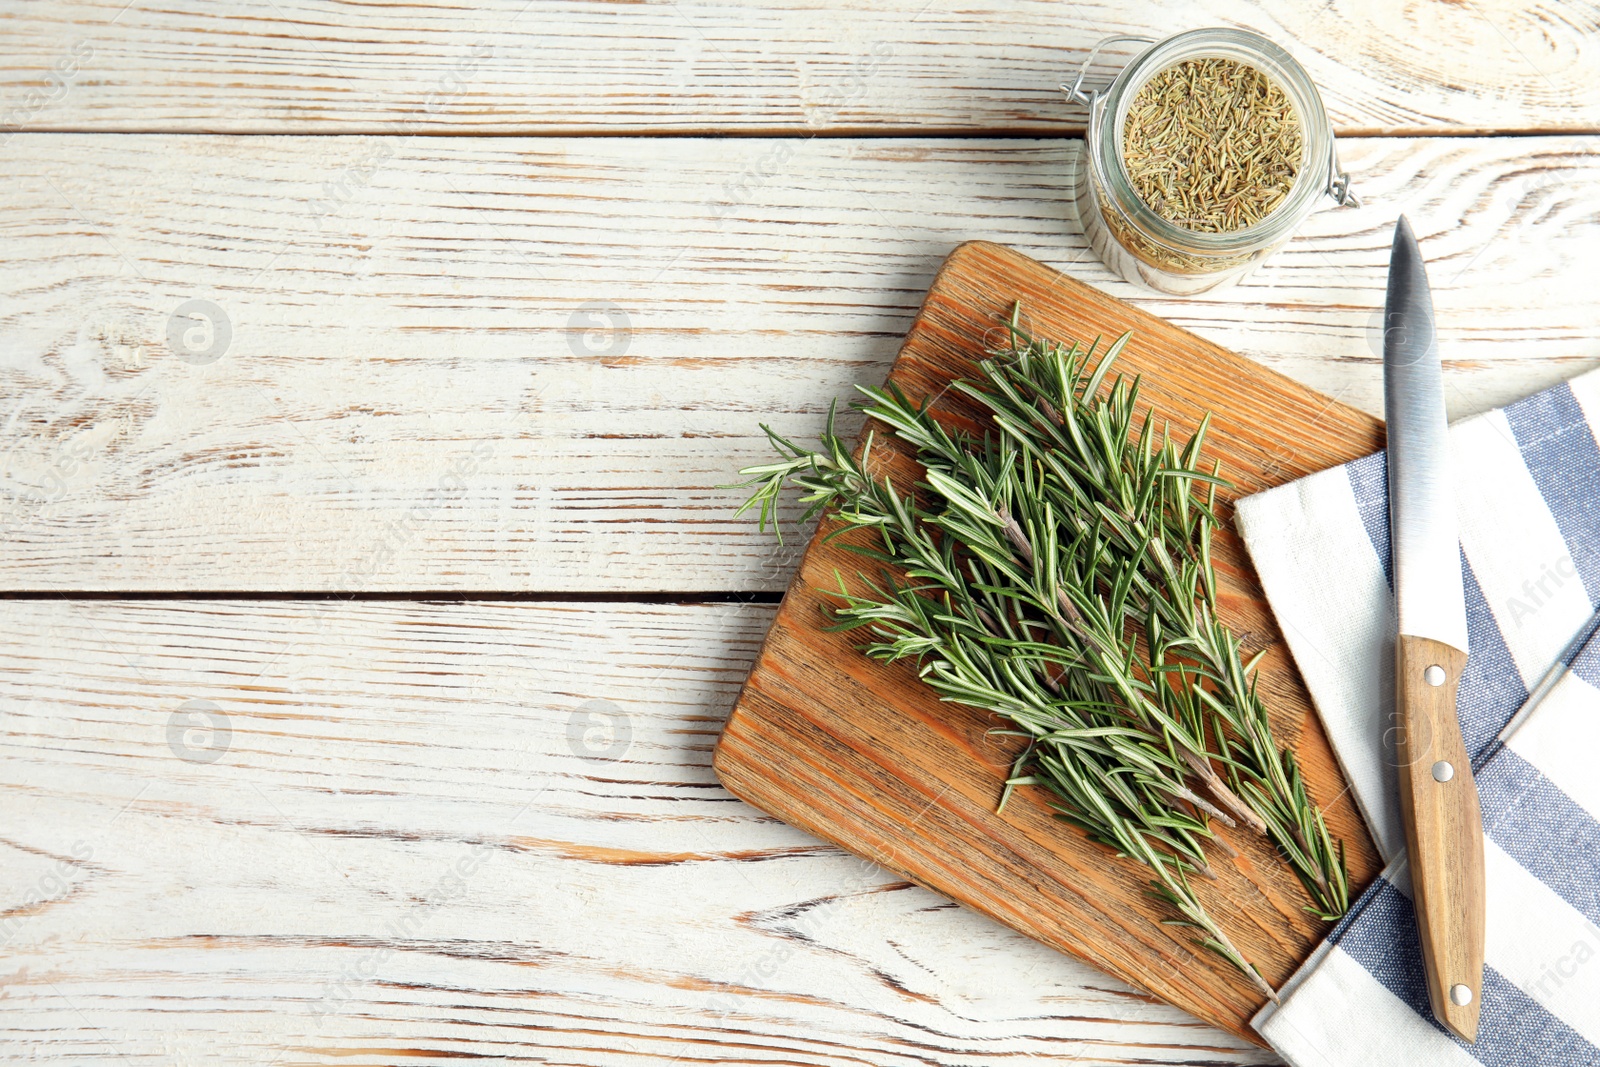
[1065,28,1358,295]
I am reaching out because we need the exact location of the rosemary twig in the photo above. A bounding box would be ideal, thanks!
[731,306,1349,994]
[920,312,1348,920]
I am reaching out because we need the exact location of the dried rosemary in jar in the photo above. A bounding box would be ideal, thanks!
[1066,29,1357,295]
[1121,57,1303,234]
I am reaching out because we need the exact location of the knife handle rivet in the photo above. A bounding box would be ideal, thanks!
[1450,984,1473,1006]
[1424,664,1446,686]
[1432,760,1454,783]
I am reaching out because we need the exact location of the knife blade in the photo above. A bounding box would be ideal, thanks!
[1384,214,1486,1042]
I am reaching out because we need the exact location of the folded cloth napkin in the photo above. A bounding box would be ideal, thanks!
[1234,368,1600,1067]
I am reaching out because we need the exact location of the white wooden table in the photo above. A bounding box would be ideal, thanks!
[2,3,1597,1063]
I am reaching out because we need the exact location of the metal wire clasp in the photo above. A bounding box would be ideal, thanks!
[1061,35,1155,108]
[1327,135,1360,208]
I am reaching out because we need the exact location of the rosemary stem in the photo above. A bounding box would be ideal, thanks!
[1181,750,1268,835]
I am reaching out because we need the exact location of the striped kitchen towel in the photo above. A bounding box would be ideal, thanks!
[1235,367,1600,1066]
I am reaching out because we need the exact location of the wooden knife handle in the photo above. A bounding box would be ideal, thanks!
[1394,634,1486,1042]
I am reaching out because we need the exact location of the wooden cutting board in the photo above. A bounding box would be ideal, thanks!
[712,241,1386,1045]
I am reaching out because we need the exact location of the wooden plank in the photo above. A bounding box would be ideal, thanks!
[1,0,1597,135]
[0,598,1275,1065]
[2,133,1597,592]
[715,242,1385,1045]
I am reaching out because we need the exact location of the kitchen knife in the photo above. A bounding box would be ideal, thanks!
[1384,214,1486,1042]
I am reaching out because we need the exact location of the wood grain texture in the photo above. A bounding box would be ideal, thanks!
[0,597,1277,1066]
[714,242,1387,1045]
[0,0,1597,135]
[3,133,1598,591]
[4,3,1593,1060]
[1394,634,1484,1041]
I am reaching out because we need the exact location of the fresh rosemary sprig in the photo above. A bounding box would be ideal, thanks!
[732,307,1349,996]
[875,322,1349,922]
[924,321,1348,921]
[735,407,1272,995]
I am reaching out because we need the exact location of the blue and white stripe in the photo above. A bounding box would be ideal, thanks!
[1237,369,1600,1067]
